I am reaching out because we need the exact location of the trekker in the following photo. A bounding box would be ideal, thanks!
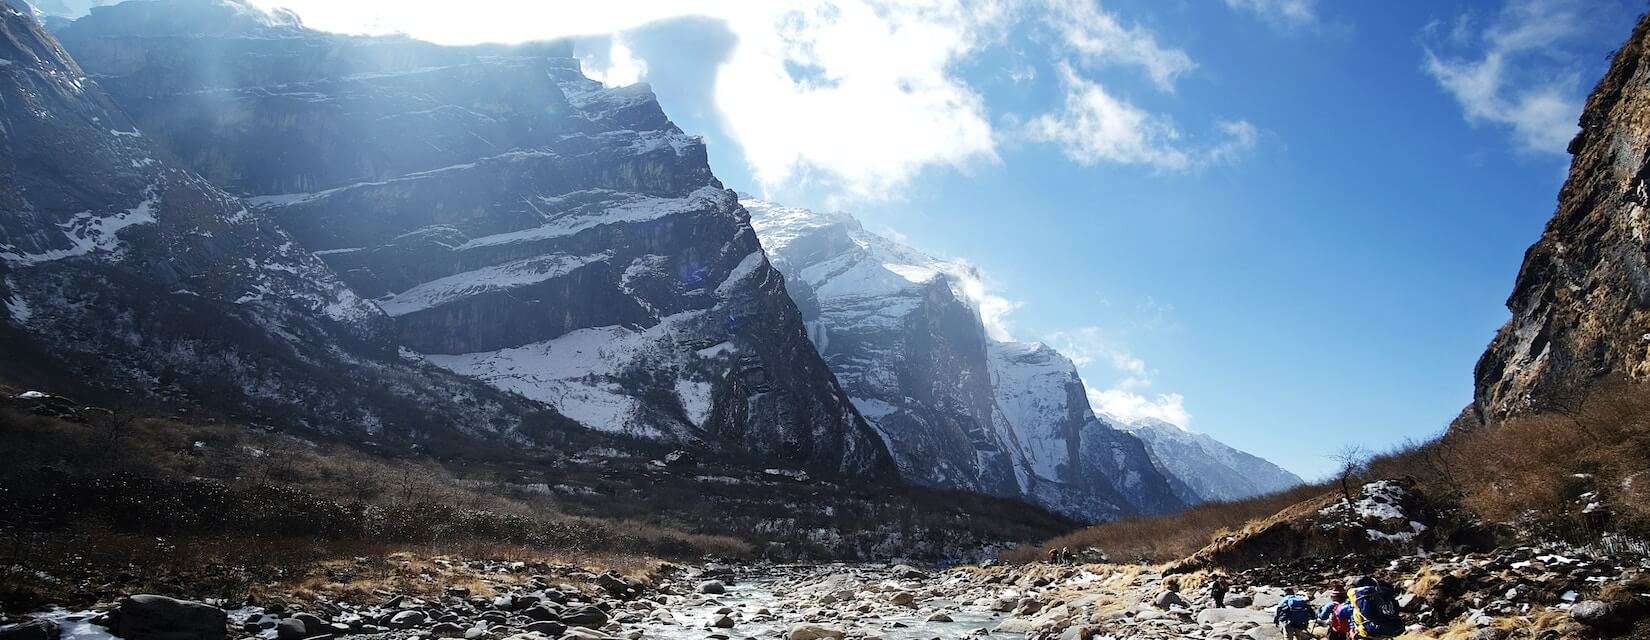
[1208,576,1228,608]
[1318,591,1353,640]
[1274,589,1316,640]
[1346,576,1405,639]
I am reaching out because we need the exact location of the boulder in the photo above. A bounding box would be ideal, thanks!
[1224,595,1254,608]
[698,581,727,595]
[111,595,228,640]
[1572,600,1641,633]
[787,624,847,640]
[1152,591,1189,609]
[387,610,427,629]
[430,622,466,638]
[889,592,915,606]
[711,615,736,628]
[524,621,566,636]
[560,605,609,628]
[926,613,953,623]
[0,620,60,640]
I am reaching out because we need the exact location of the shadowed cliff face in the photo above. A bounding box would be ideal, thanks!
[0,2,550,443]
[56,0,894,478]
[1467,13,1650,427]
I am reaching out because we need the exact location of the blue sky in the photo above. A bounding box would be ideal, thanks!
[253,0,1640,479]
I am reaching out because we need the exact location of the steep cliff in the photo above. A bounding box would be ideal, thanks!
[0,2,545,443]
[748,199,1183,520]
[1467,13,1650,426]
[55,0,892,477]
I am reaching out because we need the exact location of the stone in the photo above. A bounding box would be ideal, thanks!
[112,595,228,640]
[524,621,566,636]
[388,610,428,629]
[711,615,736,628]
[431,622,466,638]
[1152,591,1188,609]
[561,606,609,628]
[1224,595,1254,608]
[274,618,309,640]
[787,624,847,640]
[0,620,60,640]
[562,627,613,640]
[889,592,915,606]
[699,581,727,595]
[1572,600,1640,632]
[926,613,953,623]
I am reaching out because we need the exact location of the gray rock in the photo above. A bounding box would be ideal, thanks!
[0,620,60,640]
[524,621,566,636]
[787,624,847,640]
[388,610,428,629]
[430,622,466,638]
[699,580,727,595]
[560,606,608,628]
[926,613,953,623]
[1152,591,1189,609]
[112,595,228,640]
[1571,600,1640,632]
[1224,595,1254,608]
[711,615,736,629]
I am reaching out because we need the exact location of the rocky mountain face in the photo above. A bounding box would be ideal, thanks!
[1467,15,1650,427]
[53,0,893,478]
[747,200,1183,521]
[1116,417,1303,504]
[0,2,546,443]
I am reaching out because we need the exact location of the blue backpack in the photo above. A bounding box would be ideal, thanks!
[1279,595,1314,627]
[1349,586,1404,638]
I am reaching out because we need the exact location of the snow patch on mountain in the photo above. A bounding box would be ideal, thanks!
[1116,416,1304,503]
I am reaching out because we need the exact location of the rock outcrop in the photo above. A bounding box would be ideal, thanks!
[0,2,544,443]
[52,0,894,477]
[747,199,1182,520]
[1467,13,1650,426]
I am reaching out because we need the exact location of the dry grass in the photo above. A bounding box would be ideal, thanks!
[1015,382,1650,565]
[0,409,744,611]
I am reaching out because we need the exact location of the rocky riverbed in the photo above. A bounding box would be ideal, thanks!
[3,544,1648,640]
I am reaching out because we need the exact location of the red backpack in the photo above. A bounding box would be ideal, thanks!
[1328,603,1352,634]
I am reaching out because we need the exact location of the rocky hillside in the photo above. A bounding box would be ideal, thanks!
[1468,13,1650,427]
[52,0,892,478]
[1119,417,1303,504]
[747,199,1185,521]
[0,1,548,444]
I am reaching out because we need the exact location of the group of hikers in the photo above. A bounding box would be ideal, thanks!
[1203,575,1406,640]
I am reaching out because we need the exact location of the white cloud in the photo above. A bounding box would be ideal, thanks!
[1024,65,1256,170]
[249,0,1250,200]
[1088,387,1191,429]
[1045,0,1195,91]
[1421,0,1593,155]
[1047,324,1191,429]
[1222,0,1318,28]
[579,36,648,87]
[937,260,1022,341]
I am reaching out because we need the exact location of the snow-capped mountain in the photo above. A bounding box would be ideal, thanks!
[0,2,541,440]
[1116,417,1304,503]
[747,199,1183,521]
[46,0,893,478]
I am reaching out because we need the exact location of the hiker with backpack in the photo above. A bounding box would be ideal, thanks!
[1318,590,1353,640]
[1346,575,1405,638]
[1207,576,1228,608]
[1274,589,1316,640]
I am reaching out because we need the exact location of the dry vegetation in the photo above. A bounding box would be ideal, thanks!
[0,408,744,611]
[1015,381,1650,564]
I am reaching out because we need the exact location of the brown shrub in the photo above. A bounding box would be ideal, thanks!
[1017,381,1650,565]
